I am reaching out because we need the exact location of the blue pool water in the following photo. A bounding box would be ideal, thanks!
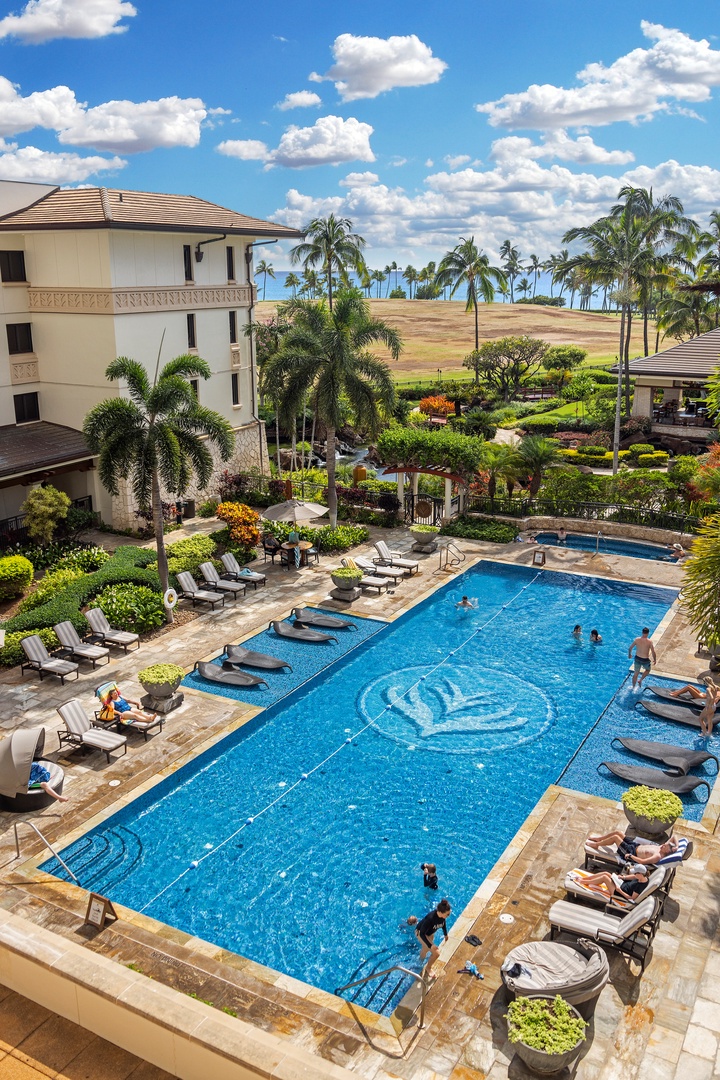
[536,532,675,562]
[44,563,677,1005]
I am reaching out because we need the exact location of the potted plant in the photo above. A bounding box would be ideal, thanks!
[330,566,363,603]
[409,523,440,551]
[506,995,587,1075]
[622,786,683,838]
[137,663,186,700]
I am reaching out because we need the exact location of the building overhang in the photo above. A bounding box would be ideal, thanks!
[0,423,95,487]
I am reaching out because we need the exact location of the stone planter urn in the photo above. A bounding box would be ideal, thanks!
[137,664,185,715]
[330,570,362,603]
[409,524,439,553]
[622,786,682,839]
[508,996,586,1076]
[622,805,677,839]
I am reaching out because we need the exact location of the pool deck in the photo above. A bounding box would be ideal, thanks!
[1,529,718,1080]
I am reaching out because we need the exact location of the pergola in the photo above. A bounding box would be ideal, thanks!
[380,465,466,519]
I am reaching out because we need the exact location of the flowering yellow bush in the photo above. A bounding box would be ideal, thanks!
[418,394,455,417]
[216,502,261,550]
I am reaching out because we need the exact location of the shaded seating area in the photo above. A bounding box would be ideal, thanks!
[85,607,140,652]
[56,699,127,763]
[0,727,65,811]
[20,635,78,684]
[53,621,110,669]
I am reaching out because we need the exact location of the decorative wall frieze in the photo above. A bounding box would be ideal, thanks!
[10,359,38,384]
[28,284,254,315]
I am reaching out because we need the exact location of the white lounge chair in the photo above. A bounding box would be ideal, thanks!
[374,540,420,574]
[20,635,79,684]
[220,552,266,588]
[176,571,225,609]
[353,555,405,582]
[198,562,246,599]
[57,699,127,763]
[584,836,691,893]
[53,621,110,668]
[85,607,140,652]
[548,895,659,970]
[564,865,669,915]
[94,681,164,741]
[341,558,393,593]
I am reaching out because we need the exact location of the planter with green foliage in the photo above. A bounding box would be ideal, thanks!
[622,786,683,836]
[331,567,363,590]
[137,662,186,698]
[506,995,586,1075]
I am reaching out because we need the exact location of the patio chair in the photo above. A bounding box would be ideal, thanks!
[341,557,394,593]
[374,540,420,574]
[548,895,660,970]
[353,555,405,582]
[564,865,670,916]
[56,699,127,763]
[95,682,165,741]
[262,535,282,564]
[85,607,140,652]
[176,571,225,609]
[501,938,610,1006]
[53,621,110,669]
[220,552,266,588]
[198,562,246,600]
[20,635,79,684]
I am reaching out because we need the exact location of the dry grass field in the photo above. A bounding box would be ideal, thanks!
[256,298,649,381]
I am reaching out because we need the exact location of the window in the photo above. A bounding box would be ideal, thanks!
[0,251,26,282]
[226,245,235,281]
[7,322,33,354]
[189,379,199,400]
[183,244,193,282]
[14,391,39,424]
[229,310,237,344]
[231,373,240,407]
[187,313,197,350]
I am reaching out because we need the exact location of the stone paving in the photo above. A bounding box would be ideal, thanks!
[1,528,718,1080]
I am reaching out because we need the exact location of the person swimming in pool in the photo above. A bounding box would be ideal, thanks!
[557,528,567,544]
[421,862,439,889]
[415,899,451,980]
[572,625,582,638]
[590,629,602,643]
[455,596,476,610]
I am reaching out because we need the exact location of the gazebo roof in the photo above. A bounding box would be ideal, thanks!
[615,327,720,380]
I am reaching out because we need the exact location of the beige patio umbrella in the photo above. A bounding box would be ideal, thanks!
[0,727,46,796]
[262,499,328,525]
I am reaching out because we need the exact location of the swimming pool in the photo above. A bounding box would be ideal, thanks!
[43,562,675,1008]
[535,532,675,561]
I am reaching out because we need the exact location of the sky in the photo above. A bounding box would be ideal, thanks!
[0,0,719,272]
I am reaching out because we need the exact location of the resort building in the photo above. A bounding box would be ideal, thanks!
[0,180,300,528]
[626,327,720,447]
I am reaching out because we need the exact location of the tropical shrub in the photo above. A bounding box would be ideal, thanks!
[515,295,566,307]
[626,443,655,462]
[418,394,455,417]
[516,416,560,434]
[216,502,261,555]
[18,567,85,612]
[622,786,683,824]
[681,514,720,645]
[20,485,71,543]
[637,452,669,468]
[93,583,165,633]
[151,535,216,577]
[198,498,219,518]
[506,995,585,1054]
[262,521,369,553]
[440,517,518,543]
[377,428,486,481]
[0,539,99,572]
[539,467,610,503]
[137,662,185,684]
[331,567,363,583]
[53,545,110,573]
[0,627,59,667]
[0,554,34,599]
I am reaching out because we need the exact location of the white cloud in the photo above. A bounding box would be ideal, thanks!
[491,130,634,165]
[476,21,720,129]
[309,33,447,101]
[217,115,374,169]
[425,158,434,168]
[0,77,80,136]
[0,140,125,182]
[276,90,322,111]
[444,153,471,169]
[58,96,208,152]
[0,0,135,42]
[340,171,379,187]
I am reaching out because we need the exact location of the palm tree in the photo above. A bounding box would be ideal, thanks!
[517,435,561,497]
[290,214,366,310]
[267,293,400,526]
[482,443,521,506]
[657,279,716,340]
[83,355,234,619]
[436,237,506,351]
[371,269,386,298]
[383,264,394,297]
[500,240,521,302]
[528,254,542,297]
[517,276,531,300]
[403,265,418,298]
[254,259,275,301]
[284,272,301,298]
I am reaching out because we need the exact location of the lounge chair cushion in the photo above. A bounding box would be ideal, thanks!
[584,836,689,868]
[549,896,657,944]
[565,866,668,909]
[502,939,609,1005]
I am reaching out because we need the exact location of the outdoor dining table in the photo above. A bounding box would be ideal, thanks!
[281,540,314,567]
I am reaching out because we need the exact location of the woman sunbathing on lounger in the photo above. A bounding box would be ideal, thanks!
[570,866,648,901]
[106,688,157,724]
[586,832,678,865]
[669,677,717,701]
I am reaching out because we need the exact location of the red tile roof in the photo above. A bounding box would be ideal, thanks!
[0,187,302,238]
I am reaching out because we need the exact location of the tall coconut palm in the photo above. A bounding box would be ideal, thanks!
[517,276,531,300]
[267,293,400,526]
[500,240,522,302]
[403,265,418,298]
[528,254,542,297]
[517,435,561,497]
[83,355,234,619]
[254,259,275,301]
[481,443,521,506]
[436,237,506,351]
[290,214,366,310]
[284,272,301,298]
[371,269,386,298]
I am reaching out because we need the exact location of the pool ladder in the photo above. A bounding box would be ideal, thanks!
[12,819,80,884]
[436,541,466,573]
[335,964,427,1034]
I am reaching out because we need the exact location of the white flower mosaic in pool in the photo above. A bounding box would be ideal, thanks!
[360,663,556,754]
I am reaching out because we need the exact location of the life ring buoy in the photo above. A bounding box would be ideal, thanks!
[163,588,178,609]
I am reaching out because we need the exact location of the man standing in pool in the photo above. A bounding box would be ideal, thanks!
[629,627,656,688]
[415,898,451,980]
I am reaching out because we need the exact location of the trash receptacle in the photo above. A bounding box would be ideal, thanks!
[183,499,196,519]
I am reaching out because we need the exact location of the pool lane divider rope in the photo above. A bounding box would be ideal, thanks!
[136,571,545,915]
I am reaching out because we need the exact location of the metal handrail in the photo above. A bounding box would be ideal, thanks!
[13,820,80,884]
[436,541,466,573]
[335,964,427,1029]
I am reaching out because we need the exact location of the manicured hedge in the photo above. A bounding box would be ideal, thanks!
[440,517,518,543]
[0,554,34,599]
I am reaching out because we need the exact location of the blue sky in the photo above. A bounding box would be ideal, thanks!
[1,0,719,269]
